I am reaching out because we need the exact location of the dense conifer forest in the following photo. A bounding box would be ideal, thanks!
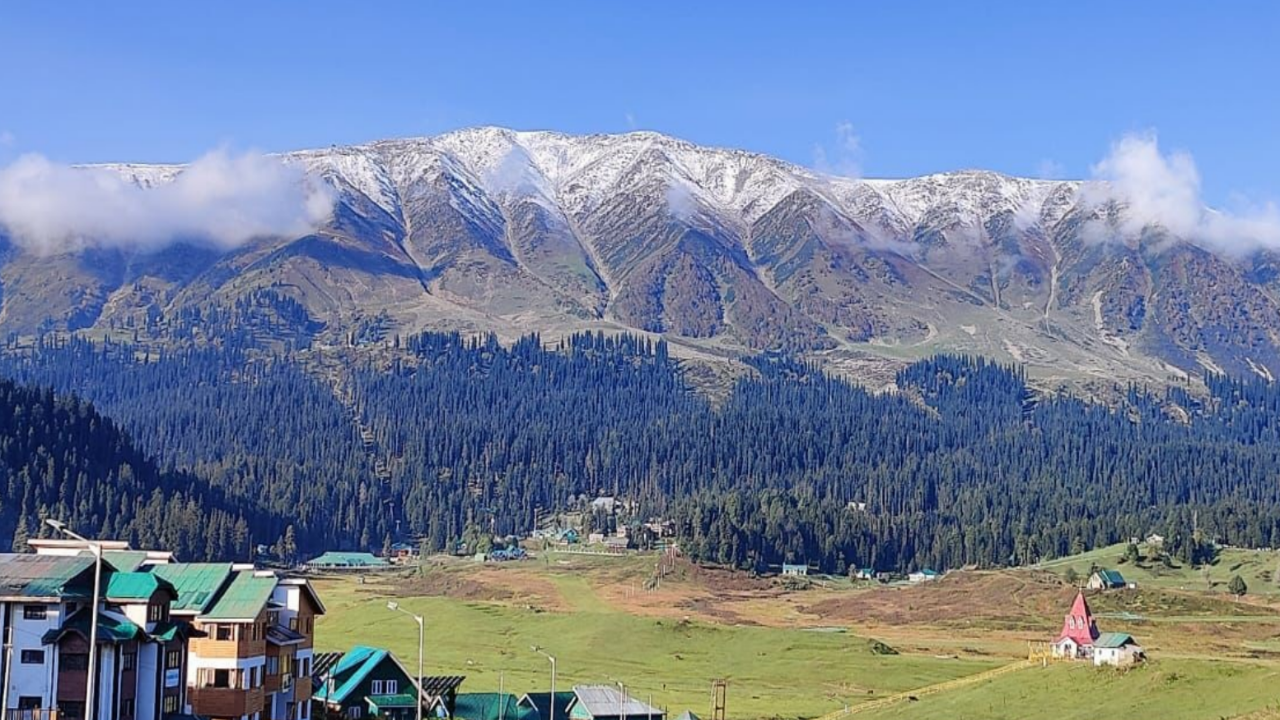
[1,333,1279,572]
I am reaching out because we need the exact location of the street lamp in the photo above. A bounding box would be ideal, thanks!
[47,520,101,720]
[387,602,425,720]
[530,647,557,720]
[615,681,627,720]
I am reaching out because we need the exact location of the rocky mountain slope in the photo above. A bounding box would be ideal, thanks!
[2,127,1279,387]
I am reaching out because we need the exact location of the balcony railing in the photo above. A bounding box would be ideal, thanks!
[6,710,60,720]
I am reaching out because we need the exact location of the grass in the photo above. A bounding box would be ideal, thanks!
[853,659,1280,720]
[313,574,997,720]
[1035,543,1280,597]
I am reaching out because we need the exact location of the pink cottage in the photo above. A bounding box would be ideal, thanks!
[1051,591,1100,659]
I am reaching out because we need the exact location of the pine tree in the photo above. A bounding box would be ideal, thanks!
[11,517,29,553]
[1229,574,1248,597]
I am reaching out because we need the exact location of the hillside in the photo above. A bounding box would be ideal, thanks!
[2,128,1280,389]
[3,337,1280,570]
[0,376,267,558]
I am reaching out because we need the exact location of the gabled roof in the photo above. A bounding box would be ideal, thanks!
[315,646,417,705]
[278,577,327,615]
[367,694,420,711]
[106,571,177,602]
[674,712,701,720]
[570,686,663,719]
[420,676,467,697]
[0,553,100,600]
[313,651,345,686]
[147,563,234,614]
[150,619,205,642]
[1094,569,1126,585]
[1095,632,1139,649]
[454,693,533,720]
[99,551,152,572]
[202,571,277,622]
[520,692,575,720]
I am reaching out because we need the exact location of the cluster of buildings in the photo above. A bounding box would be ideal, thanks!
[1,538,323,720]
[311,645,674,720]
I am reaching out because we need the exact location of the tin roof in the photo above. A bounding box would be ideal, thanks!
[316,646,402,704]
[520,691,574,720]
[570,686,663,719]
[148,563,234,614]
[106,571,176,601]
[0,553,99,600]
[367,694,420,710]
[98,551,151,572]
[203,571,277,621]
[306,552,389,568]
[266,624,306,646]
[1094,632,1138,649]
[42,607,145,644]
[454,693,533,720]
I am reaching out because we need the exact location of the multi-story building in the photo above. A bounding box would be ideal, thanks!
[148,564,325,720]
[0,552,199,720]
[2,541,324,720]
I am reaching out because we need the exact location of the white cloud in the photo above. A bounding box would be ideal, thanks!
[1084,132,1280,255]
[0,149,334,255]
[813,121,863,178]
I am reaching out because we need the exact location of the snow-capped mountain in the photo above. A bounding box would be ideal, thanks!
[4,127,1280,387]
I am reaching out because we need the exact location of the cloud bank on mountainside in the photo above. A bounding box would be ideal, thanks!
[0,150,334,254]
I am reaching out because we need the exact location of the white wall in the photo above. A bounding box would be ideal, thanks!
[136,642,160,720]
[3,600,61,709]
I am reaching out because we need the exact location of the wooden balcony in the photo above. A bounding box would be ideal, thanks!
[188,686,265,717]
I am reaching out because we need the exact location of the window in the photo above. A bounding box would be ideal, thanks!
[17,697,42,710]
[148,603,164,623]
[167,649,181,669]
[216,625,233,641]
[347,709,361,720]
[120,699,135,719]
[162,696,179,714]
[61,653,89,671]
[20,650,45,664]
[22,605,47,620]
[253,666,263,687]
[122,651,136,671]
[371,680,383,695]
[385,680,397,695]
[266,657,279,675]
[60,702,85,720]
[288,617,298,631]
[212,669,232,688]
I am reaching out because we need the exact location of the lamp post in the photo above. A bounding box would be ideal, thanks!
[616,681,627,720]
[47,520,100,720]
[387,602,424,720]
[530,647,557,720]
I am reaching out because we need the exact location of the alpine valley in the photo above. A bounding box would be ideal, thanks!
[4,127,1280,388]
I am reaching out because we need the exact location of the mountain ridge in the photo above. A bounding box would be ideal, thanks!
[6,127,1280,389]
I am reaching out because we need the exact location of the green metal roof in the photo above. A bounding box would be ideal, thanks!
[315,646,395,704]
[100,550,151,572]
[1094,632,1137,649]
[306,552,389,568]
[106,571,176,601]
[148,563,234,613]
[203,571,277,621]
[674,712,701,720]
[0,554,98,599]
[150,619,205,642]
[454,693,533,720]
[367,694,420,710]
[1096,569,1126,585]
[42,608,145,645]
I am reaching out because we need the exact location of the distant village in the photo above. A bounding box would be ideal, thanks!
[0,508,1154,720]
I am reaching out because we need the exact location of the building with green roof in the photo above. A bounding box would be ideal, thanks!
[147,562,235,614]
[304,552,390,571]
[315,645,424,719]
[455,693,536,720]
[202,570,278,622]
[1087,569,1128,590]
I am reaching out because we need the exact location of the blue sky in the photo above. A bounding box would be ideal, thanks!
[1,2,1276,204]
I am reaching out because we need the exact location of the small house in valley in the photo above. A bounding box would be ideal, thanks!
[1092,632,1145,667]
[1087,569,1126,591]
[908,569,941,583]
[305,552,390,572]
[853,568,875,581]
[781,564,808,577]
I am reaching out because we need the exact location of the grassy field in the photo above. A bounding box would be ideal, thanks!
[1035,542,1280,597]
[313,568,997,720]
[312,549,1280,719]
[855,660,1280,720]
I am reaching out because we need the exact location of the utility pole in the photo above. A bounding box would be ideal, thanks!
[2,625,13,718]
[387,602,424,720]
[531,647,556,720]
